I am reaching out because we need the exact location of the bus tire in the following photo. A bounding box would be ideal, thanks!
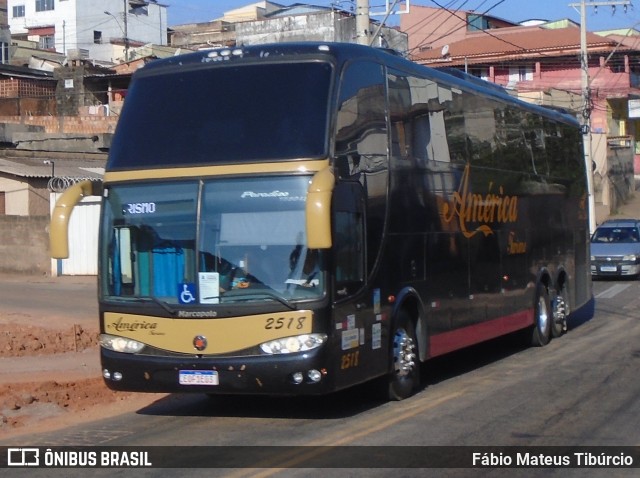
[383,310,420,401]
[551,284,569,338]
[530,283,552,347]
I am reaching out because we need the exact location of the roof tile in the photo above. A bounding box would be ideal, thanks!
[413,26,617,63]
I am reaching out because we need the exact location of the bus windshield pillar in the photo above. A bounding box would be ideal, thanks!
[306,167,335,249]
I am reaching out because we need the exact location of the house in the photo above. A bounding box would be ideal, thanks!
[0,152,103,215]
[169,2,408,53]
[221,1,284,22]
[0,151,104,275]
[403,6,640,220]
[401,4,518,56]
[168,1,286,50]
[7,0,168,64]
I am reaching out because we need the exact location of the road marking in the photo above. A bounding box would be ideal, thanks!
[229,391,463,477]
[595,283,632,299]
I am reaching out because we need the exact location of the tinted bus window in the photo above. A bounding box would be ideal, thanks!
[334,60,387,276]
[108,61,333,169]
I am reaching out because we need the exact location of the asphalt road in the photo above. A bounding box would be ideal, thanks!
[2,278,640,477]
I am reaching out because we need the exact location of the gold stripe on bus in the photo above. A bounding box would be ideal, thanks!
[103,159,330,183]
[103,311,314,355]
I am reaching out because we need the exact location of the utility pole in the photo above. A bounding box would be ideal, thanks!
[569,0,629,234]
[355,0,370,45]
[123,0,130,61]
[356,0,409,46]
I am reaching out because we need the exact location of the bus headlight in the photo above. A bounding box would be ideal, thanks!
[260,334,327,354]
[100,334,145,354]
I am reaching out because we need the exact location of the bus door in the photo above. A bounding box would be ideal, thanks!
[331,180,387,385]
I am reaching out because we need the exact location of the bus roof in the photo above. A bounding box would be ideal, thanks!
[137,41,579,127]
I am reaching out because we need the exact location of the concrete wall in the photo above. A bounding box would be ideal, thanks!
[0,215,50,275]
[0,175,49,216]
[592,134,635,217]
[0,175,29,215]
[606,140,636,212]
[0,115,118,134]
[55,65,87,116]
[236,12,408,52]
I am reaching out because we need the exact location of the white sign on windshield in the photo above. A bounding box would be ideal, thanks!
[220,210,305,246]
[199,272,220,304]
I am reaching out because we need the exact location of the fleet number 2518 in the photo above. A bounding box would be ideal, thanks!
[264,317,306,330]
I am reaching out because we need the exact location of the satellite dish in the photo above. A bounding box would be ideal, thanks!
[441,44,450,57]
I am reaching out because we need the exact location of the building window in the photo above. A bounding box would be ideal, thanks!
[0,43,9,64]
[35,0,55,12]
[508,66,532,86]
[13,5,26,17]
[39,35,55,50]
[94,31,102,44]
[470,67,490,82]
[467,14,489,31]
[131,5,148,16]
[518,66,533,81]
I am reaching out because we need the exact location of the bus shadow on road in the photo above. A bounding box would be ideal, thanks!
[134,333,541,420]
[135,385,388,420]
[134,298,597,421]
[418,333,530,389]
[566,296,595,330]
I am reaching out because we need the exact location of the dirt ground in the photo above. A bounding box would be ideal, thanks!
[0,317,165,441]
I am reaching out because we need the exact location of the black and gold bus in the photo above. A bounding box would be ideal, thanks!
[51,43,592,400]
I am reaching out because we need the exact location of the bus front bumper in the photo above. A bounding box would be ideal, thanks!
[100,348,334,395]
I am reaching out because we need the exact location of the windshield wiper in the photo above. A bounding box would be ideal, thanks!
[109,296,177,314]
[220,290,296,310]
[146,296,177,315]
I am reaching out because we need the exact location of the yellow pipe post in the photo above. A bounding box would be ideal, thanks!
[50,180,96,259]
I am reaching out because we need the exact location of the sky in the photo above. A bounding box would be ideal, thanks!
[166,1,640,32]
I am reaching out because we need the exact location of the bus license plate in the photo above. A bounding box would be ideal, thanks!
[600,266,617,272]
[179,370,219,386]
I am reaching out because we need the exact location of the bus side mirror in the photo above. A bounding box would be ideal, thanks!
[50,180,99,259]
[306,167,335,249]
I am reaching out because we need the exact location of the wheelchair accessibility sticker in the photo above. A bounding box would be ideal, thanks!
[179,283,197,304]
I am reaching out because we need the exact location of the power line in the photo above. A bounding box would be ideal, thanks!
[419,0,530,54]
[407,0,502,50]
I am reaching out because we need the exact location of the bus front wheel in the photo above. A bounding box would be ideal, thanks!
[383,310,420,401]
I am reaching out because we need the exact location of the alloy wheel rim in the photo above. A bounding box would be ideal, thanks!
[538,296,549,331]
[393,328,416,377]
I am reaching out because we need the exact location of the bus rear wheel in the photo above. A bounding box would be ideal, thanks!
[529,283,552,347]
[383,311,420,401]
[551,285,569,338]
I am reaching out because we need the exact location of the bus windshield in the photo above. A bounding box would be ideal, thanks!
[101,176,324,305]
[107,61,333,169]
